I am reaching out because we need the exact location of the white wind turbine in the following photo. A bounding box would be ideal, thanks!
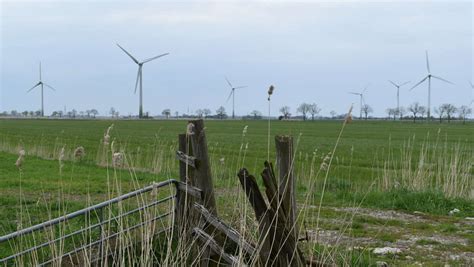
[388,80,410,118]
[349,84,369,119]
[410,51,453,121]
[27,62,56,117]
[117,43,169,118]
[225,77,247,119]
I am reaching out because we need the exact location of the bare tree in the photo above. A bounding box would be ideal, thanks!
[330,110,337,118]
[361,104,373,120]
[308,103,321,120]
[419,106,427,120]
[109,107,116,118]
[162,108,171,119]
[458,105,472,124]
[90,109,98,118]
[439,103,457,123]
[386,108,396,120]
[408,102,422,123]
[250,110,262,119]
[216,106,226,119]
[398,106,406,119]
[297,103,311,120]
[195,109,204,118]
[434,107,444,123]
[203,109,211,118]
[279,106,291,119]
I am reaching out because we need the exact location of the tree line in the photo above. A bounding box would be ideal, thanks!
[1,102,471,123]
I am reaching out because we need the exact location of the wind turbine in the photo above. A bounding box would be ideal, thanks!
[117,43,169,119]
[27,62,56,117]
[225,77,247,119]
[410,51,453,121]
[388,80,410,118]
[349,84,369,119]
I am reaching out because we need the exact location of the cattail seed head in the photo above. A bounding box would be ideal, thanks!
[267,85,274,100]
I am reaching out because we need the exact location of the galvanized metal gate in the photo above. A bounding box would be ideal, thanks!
[0,179,199,266]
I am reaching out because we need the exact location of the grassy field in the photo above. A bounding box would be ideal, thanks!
[0,118,473,264]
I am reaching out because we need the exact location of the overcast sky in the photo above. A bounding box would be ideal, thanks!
[1,0,472,117]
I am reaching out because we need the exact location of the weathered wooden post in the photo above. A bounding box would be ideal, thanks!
[275,135,297,232]
[175,120,219,266]
[187,119,217,215]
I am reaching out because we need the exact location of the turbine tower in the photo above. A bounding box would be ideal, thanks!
[388,80,410,118]
[225,77,247,119]
[410,51,453,121]
[117,43,169,119]
[349,84,369,119]
[27,62,56,117]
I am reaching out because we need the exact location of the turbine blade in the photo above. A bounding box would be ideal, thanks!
[469,81,474,88]
[43,83,56,91]
[116,43,139,64]
[27,82,41,92]
[234,85,247,90]
[348,92,360,95]
[362,84,370,94]
[142,53,169,63]
[225,77,233,88]
[399,81,410,87]
[225,90,233,102]
[409,76,428,91]
[388,80,398,87]
[134,67,141,94]
[425,50,430,73]
[39,62,42,81]
[431,75,454,85]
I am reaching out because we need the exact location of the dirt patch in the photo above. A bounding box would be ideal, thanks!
[331,207,429,223]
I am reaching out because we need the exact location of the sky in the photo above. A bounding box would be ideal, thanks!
[0,0,473,117]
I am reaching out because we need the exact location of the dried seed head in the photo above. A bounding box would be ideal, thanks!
[242,125,248,135]
[344,105,353,124]
[219,157,225,165]
[74,146,85,159]
[186,123,195,135]
[18,149,25,157]
[15,156,24,169]
[267,85,275,100]
[103,124,114,145]
[59,146,65,161]
[112,152,123,167]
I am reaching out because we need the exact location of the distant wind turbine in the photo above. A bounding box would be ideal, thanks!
[225,77,247,119]
[410,51,453,121]
[117,43,169,118]
[349,84,369,119]
[27,62,56,117]
[388,80,410,118]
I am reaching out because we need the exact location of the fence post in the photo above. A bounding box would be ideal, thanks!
[275,135,296,230]
[176,134,194,234]
[188,119,217,215]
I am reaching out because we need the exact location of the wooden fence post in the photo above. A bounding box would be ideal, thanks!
[275,135,296,229]
[188,119,217,215]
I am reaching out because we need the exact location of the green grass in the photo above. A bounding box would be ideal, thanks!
[0,118,472,264]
